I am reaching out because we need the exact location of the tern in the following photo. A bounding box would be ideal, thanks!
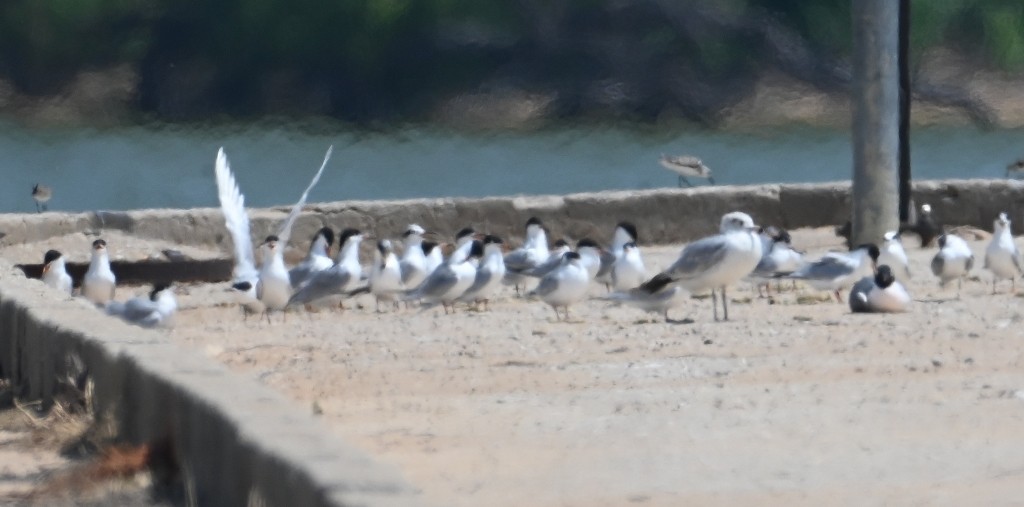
[422,241,444,275]
[504,217,550,294]
[399,224,429,289]
[529,251,591,321]
[930,233,974,294]
[404,238,484,314]
[214,146,332,321]
[596,222,640,290]
[984,212,1023,293]
[40,249,73,295]
[788,244,880,303]
[849,265,911,313]
[289,227,335,288]
[604,284,684,323]
[457,235,507,310]
[368,239,404,312]
[611,242,646,290]
[517,239,571,279]
[82,239,116,305]
[748,228,804,296]
[659,154,715,187]
[287,228,365,309]
[105,283,177,328]
[636,211,762,321]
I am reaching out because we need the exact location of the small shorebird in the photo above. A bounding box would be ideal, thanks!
[32,184,52,212]
[1007,158,1024,178]
[930,233,974,295]
[659,154,715,187]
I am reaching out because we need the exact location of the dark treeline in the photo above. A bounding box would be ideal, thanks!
[0,0,1021,124]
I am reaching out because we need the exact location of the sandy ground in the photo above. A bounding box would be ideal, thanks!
[6,227,1024,506]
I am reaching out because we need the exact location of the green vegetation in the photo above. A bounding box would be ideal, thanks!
[0,0,1021,121]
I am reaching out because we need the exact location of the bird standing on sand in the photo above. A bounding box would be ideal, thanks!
[529,251,591,321]
[504,217,550,294]
[458,235,507,310]
[930,233,974,294]
[611,242,646,291]
[849,265,911,313]
[32,184,52,213]
[399,224,429,289]
[289,227,335,288]
[404,238,484,314]
[636,211,762,321]
[287,228,365,309]
[659,154,715,187]
[41,250,73,295]
[82,239,116,305]
[984,212,1023,293]
[879,231,911,280]
[788,244,880,303]
[368,239,404,312]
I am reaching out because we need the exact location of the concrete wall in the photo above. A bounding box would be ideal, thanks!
[2,180,1022,254]
[0,263,424,507]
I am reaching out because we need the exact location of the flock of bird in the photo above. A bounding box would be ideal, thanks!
[28,147,1024,328]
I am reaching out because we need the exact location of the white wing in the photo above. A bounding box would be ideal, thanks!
[215,148,258,283]
[276,146,333,247]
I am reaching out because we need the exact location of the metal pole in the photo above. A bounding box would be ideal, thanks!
[851,0,900,246]
[898,0,911,222]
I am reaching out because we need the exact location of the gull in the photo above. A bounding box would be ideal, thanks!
[404,238,484,314]
[287,228,365,309]
[41,250,73,295]
[214,146,332,320]
[596,222,640,289]
[368,239,404,312]
[635,211,762,321]
[517,239,571,279]
[878,231,911,280]
[32,183,52,213]
[503,217,550,294]
[788,244,880,303]
[528,251,591,321]
[105,283,178,328]
[457,235,507,310]
[82,239,116,305]
[399,224,429,289]
[849,265,911,313]
[984,212,1023,293]
[930,233,974,294]
[1007,158,1024,179]
[288,227,335,288]
[611,242,646,290]
[748,228,804,296]
[659,154,715,187]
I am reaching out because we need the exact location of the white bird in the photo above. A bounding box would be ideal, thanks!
[636,211,762,321]
[405,238,484,313]
[214,146,332,320]
[788,244,880,303]
[422,241,444,275]
[930,233,974,293]
[289,227,335,288]
[849,265,911,313]
[40,249,72,295]
[611,241,646,290]
[878,230,912,280]
[368,239,404,312]
[82,239,116,305]
[287,228,365,308]
[596,222,640,289]
[518,239,572,279]
[984,212,1024,293]
[748,228,804,296]
[574,238,605,281]
[529,251,591,321]
[458,235,507,310]
[659,154,715,187]
[604,285,684,323]
[399,224,429,289]
[504,217,550,294]
[105,283,178,328]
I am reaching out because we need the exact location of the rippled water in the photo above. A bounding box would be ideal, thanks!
[1,119,1020,214]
